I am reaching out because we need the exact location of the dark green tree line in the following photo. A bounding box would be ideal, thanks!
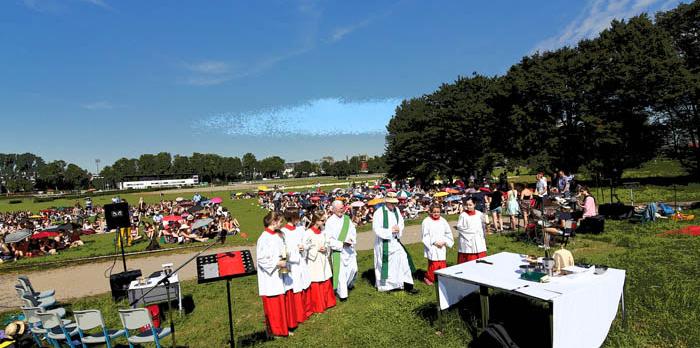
[386,4,700,182]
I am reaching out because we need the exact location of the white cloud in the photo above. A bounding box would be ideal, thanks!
[330,18,373,42]
[180,60,235,86]
[532,0,681,53]
[196,97,403,136]
[82,101,115,110]
[23,0,112,12]
[185,60,231,75]
[79,0,112,10]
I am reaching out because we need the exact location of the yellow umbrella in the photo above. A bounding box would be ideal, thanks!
[235,192,244,196]
[367,198,383,206]
[258,185,268,191]
[30,215,43,219]
[434,192,449,197]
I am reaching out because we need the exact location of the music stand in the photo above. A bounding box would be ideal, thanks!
[196,250,256,348]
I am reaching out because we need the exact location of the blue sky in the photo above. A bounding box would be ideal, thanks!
[0,0,682,172]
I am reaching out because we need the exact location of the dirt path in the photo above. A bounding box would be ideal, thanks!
[1,223,441,309]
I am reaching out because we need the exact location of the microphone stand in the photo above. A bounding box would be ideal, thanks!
[129,230,226,348]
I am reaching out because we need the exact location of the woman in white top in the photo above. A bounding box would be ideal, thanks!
[421,204,454,285]
[304,210,336,313]
[455,197,488,263]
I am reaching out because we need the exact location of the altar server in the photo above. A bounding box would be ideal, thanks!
[421,204,454,285]
[256,212,292,337]
[455,197,488,263]
[304,210,336,313]
[281,207,312,324]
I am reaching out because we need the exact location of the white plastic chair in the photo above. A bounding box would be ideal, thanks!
[37,311,80,348]
[74,309,125,348]
[22,306,51,347]
[118,308,171,348]
[18,275,55,298]
[18,289,58,310]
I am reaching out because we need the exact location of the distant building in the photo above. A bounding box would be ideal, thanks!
[118,174,199,190]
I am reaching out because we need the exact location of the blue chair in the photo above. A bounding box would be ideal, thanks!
[118,308,171,348]
[74,309,125,348]
[38,312,80,348]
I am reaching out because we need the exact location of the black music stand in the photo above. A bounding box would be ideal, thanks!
[196,250,256,348]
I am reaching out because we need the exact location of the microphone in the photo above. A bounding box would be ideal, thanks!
[219,229,227,245]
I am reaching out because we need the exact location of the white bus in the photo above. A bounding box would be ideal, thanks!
[118,174,199,190]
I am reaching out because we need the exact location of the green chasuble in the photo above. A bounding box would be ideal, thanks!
[380,206,415,281]
[332,215,350,289]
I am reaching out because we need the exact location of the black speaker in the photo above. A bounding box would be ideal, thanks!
[109,269,142,301]
[104,202,131,230]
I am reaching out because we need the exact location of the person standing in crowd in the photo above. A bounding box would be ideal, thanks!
[304,210,336,313]
[326,200,358,301]
[489,185,504,232]
[456,197,488,263]
[372,192,417,293]
[281,207,312,325]
[578,186,597,219]
[506,182,521,230]
[535,172,548,209]
[273,190,283,213]
[256,212,292,337]
[421,204,454,285]
[520,184,534,227]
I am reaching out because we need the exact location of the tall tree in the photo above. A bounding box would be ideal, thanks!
[64,163,90,189]
[37,160,66,190]
[242,153,257,180]
[258,156,285,178]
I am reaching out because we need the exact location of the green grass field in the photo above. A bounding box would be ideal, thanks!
[7,210,696,347]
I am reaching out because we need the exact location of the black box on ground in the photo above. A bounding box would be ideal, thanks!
[110,270,142,301]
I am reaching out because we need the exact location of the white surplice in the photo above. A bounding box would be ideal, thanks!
[326,214,358,299]
[281,224,311,293]
[421,216,454,261]
[256,230,291,296]
[304,227,333,282]
[372,206,414,291]
[455,211,487,254]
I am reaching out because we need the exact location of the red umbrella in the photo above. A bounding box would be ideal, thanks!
[163,215,181,222]
[31,231,60,240]
[371,185,381,189]
[310,196,321,202]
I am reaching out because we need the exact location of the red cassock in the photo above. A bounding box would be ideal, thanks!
[308,279,336,313]
[285,289,306,328]
[261,294,289,336]
[302,287,313,319]
[425,260,447,283]
[457,251,487,264]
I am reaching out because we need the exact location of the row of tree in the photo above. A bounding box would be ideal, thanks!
[97,153,387,187]
[0,152,386,193]
[0,153,90,192]
[386,2,699,183]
